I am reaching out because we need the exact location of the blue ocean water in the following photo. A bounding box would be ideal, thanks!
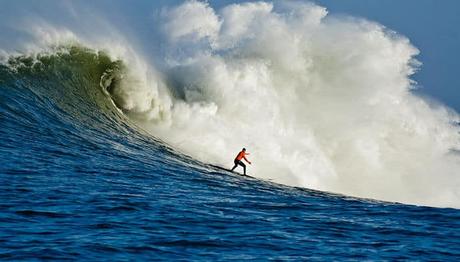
[1,48,460,261]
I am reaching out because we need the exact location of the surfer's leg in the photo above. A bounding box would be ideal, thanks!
[231,160,238,171]
[240,162,246,175]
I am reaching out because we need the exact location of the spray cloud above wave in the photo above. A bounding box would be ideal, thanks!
[3,0,460,208]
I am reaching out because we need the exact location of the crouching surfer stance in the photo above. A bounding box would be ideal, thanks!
[231,148,251,175]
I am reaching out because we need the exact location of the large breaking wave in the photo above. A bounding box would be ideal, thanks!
[2,0,459,208]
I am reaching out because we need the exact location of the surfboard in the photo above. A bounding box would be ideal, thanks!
[208,164,250,177]
[207,164,275,182]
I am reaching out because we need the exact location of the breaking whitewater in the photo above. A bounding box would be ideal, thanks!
[2,0,459,208]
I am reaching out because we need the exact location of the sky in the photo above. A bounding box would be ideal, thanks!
[1,0,459,111]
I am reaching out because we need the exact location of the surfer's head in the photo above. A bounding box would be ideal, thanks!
[242,148,246,151]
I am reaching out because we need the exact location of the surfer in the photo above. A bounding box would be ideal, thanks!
[231,148,251,175]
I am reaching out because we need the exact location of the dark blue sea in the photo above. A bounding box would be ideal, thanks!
[0,48,459,261]
[2,0,460,260]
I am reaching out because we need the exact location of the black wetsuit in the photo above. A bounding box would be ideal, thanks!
[231,159,246,174]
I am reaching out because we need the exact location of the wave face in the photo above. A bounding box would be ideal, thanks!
[1,0,459,208]
[1,2,460,207]
[2,1,460,260]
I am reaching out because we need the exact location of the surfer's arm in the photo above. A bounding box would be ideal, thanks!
[243,156,251,164]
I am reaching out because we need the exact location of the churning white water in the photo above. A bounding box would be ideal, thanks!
[3,1,460,208]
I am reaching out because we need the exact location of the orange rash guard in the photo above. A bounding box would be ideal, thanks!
[235,151,249,162]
